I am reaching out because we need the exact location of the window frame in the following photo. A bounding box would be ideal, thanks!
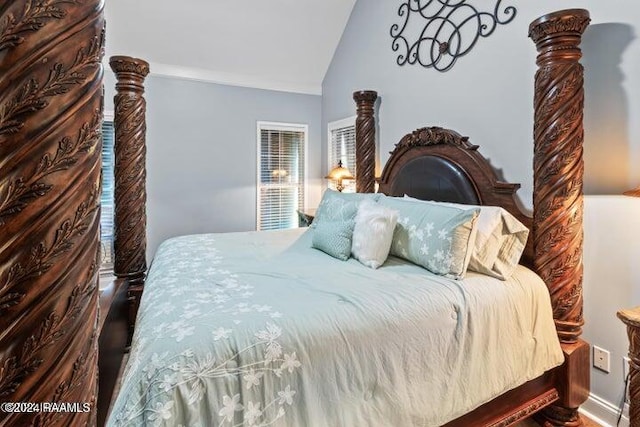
[255,121,309,231]
[327,115,357,192]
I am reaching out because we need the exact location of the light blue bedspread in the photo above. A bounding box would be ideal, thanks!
[107,228,563,427]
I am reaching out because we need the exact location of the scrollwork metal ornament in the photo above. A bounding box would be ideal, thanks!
[390,0,517,72]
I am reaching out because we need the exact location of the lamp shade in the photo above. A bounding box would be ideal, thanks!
[325,161,353,192]
[325,160,353,181]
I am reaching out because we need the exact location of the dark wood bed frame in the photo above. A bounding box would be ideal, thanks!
[0,3,592,426]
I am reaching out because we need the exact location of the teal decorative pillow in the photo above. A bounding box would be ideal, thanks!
[378,197,480,279]
[312,217,356,261]
[312,189,381,228]
[403,196,529,280]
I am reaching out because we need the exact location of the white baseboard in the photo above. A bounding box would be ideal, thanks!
[580,393,629,427]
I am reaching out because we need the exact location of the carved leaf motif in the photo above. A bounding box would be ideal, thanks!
[33,350,92,427]
[0,35,102,138]
[110,57,150,76]
[0,111,101,224]
[541,245,582,290]
[536,224,571,255]
[528,14,590,44]
[393,126,473,152]
[0,181,51,223]
[1,348,42,397]
[0,79,47,135]
[0,0,76,51]
[554,283,582,320]
[537,151,576,186]
[0,271,94,396]
[0,188,99,295]
[0,292,24,313]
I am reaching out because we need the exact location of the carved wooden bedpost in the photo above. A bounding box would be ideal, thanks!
[109,56,150,344]
[529,9,591,426]
[0,1,104,426]
[353,90,378,193]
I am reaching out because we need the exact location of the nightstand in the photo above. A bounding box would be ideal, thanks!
[297,209,316,227]
[617,306,640,426]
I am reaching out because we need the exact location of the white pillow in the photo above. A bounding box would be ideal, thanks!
[403,196,529,280]
[351,200,398,269]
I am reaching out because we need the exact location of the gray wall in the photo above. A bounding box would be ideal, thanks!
[322,1,640,205]
[105,73,322,257]
[323,1,640,422]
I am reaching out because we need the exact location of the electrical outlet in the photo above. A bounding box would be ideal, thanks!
[593,346,610,373]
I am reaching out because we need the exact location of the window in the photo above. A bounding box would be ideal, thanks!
[328,116,356,192]
[257,122,307,231]
[100,113,115,274]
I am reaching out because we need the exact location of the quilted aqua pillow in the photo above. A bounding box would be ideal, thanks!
[312,189,381,228]
[379,197,480,279]
[312,217,356,261]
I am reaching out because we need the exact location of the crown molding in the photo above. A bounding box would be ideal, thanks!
[141,61,322,96]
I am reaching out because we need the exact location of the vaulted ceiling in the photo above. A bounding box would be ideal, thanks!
[104,0,357,94]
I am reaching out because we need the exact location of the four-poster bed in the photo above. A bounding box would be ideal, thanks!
[0,2,593,426]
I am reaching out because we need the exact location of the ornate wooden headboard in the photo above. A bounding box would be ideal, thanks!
[376,125,534,267]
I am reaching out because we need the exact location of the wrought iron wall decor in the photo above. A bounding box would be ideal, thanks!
[390,0,517,72]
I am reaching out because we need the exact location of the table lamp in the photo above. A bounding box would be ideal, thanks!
[325,160,353,192]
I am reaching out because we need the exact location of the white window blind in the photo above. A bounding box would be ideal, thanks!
[100,117,115,273]
[328,116,356,193]
[257,122,307,231]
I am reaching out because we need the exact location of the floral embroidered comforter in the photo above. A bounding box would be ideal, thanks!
[107,228,563,427]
